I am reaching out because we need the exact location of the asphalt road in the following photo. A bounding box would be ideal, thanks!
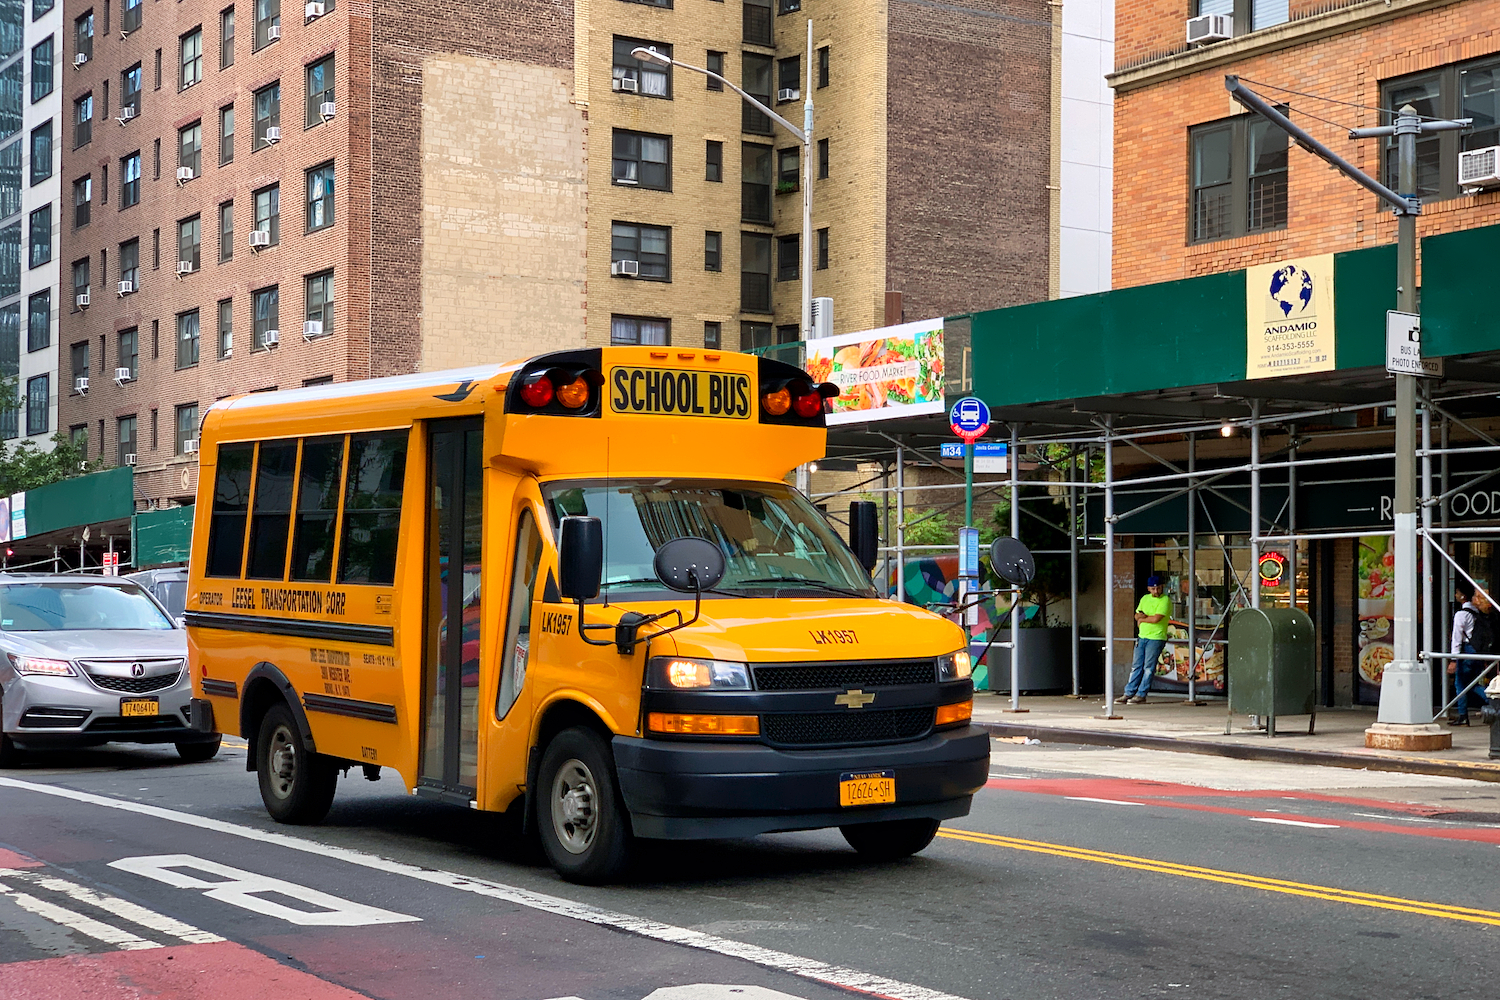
[5,734,1500,1000]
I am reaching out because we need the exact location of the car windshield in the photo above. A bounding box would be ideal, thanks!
[0,582,176,631]
[545,479,878,599]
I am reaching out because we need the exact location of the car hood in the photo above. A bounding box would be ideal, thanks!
[0,629,187,662]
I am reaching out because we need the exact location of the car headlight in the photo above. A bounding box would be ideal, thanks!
[936,650,972,682]
[648,656,751,690]
[10,654,76,676]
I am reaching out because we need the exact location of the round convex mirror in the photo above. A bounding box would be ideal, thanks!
[653,537,727,593]
[989,536,1036,586]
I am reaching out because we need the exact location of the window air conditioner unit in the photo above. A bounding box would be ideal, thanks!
[75,291,89,308]
[222,347,232,358]
[124,453,136,466]
[117,105,137,124]
[73,52,88,68]
[612,76,638,93]
[264,329,280,346]
[75,376,89,393]
[303,320,323,338]
[176,260,195,275]
[319,100,336,120]
[610,259,640,277]
[263,126,281,144]
[176,166,194,183]
[117,279,134,296]
[1186,13,1233,43]
[305,1,324,16]
[248,229,271,249]
[267,24,281,39]
[183,438,199,454]
[1459,145,1500,192]
[778,88,799,102]
[114,367,132,382]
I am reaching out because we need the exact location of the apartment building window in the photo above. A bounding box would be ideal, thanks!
[703,321,721,349]
[306,162,333,230]
[253,184,278,244]
[706,140,722,182]
[0,223,17,298]
[27,291,47,351]
[776,234,797,282]
[741,232,771,313]
[777,56,799,101]
[1193,0,1286,35]
[0,143,16,217]
[117,416,137,465]
[176,309,199,368]
[610,315,669,346]
[217,298,231,357]
[254,0,278,50]
[121,63,141,116]
[70,341,87,389]
[120,151,140,206]
[179,121,201,177]
[174,30,201,93]
[219,200,232,260]
[612,38,670,97]
[740,321,793,350]
[305,270,332,336]
[178,215,200,270]
[28,205,49,268]
[705,230,721,271]
[610,222,670,280]
[1189,115,1286,243]
[152,226,159,268]
[743,0,771,45]
[253,286,277,348]
[777,147,798,192]
[612,130,670,189]
[743,56,772,135]
[742,142,771,222]
[817,226,828,269]
[706,51,724,90]
[34,0,54,17]
[0,63,19,139]
[119,238,138,290]
[26,374,46,434]
[306,57,333,127]
[69,424,87,451]
[817,45,828,88]
[73,93,91,147]
[118,326,137,379]
[71,257,87,307]
[29,120,50,184]
[175,403,197,455]
[1381,57,1500,201]
[220,8,233,67]
[219,104,233,164]
[30,36,51,103]
[71,176,89,228]
[75,12,92,63]
[121,0,141,34]
[254,82,279,147]
[817,137,828,179]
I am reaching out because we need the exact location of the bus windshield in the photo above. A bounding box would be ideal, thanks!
[545,480,879,599]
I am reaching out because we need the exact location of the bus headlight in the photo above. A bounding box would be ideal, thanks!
[936,650,972,682]
[648,657,751,690]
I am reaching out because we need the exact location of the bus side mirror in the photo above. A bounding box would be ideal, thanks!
[558,516,604,601]
[653,537,726,592]
[848,501,879,573]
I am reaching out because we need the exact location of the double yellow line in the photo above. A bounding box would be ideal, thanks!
[938,827,1500,927]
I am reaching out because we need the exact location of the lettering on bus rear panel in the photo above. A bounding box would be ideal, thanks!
[609,367,751,419]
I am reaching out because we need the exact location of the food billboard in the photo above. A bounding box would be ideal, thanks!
[1355,534,1395,705]
[804,318,945,425]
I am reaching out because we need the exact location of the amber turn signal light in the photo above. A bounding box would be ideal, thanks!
[556,376,591,409]
[762,387,792,416]
[935,699,973,727]
[647,712,760,735]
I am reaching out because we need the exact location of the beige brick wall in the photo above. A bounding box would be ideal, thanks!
[418,57,587,371]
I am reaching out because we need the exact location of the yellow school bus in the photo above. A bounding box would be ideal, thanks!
[184,347,989,883]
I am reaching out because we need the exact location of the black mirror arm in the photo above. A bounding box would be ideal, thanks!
[615,579,708,655]
[574,597,620,647]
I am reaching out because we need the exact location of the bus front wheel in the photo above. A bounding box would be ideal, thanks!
[840,818,941,860]
[537,727,632,884]
[256,704,337,824]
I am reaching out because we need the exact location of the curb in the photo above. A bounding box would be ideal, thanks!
[976,720,1500,784]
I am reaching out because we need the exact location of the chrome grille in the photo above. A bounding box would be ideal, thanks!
[752,660,935,691]
[88,671,182,694]
[762,707,933,747]
[79,658,185,695]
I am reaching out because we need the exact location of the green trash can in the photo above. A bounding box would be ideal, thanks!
[1227,607,1317,737]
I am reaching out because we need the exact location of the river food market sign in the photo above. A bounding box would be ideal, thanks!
[1246,254,1336,380]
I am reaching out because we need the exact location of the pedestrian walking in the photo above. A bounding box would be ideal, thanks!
[1124,575,1172,704]
[1448,581,1494,727]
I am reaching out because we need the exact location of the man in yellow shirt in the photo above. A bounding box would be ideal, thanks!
[1124,575,1172,704]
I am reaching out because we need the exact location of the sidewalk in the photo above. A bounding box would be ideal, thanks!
[971,693,1500,782]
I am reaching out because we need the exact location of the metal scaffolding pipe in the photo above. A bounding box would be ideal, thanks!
[1103,420,1118,717]
[1009,423,1022,712]
[1069,444,1080,698]
[1250,401,1261,611]
[1187,431,1198,704]
[895,445,906,604]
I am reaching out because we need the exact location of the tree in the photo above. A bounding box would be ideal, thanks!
[985,484,1091,624]
[0,431,103,497]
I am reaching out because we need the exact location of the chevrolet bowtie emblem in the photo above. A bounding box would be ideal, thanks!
[835,689,876,709]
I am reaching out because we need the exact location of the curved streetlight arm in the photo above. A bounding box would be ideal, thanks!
[631,46,805,142]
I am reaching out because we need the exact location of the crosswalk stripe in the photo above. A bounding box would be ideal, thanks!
[4,890,162,950]
[1,870,223,944]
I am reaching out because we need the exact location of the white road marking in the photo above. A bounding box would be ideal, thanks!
[2,889,160,950]
[646,987,809,999]
[110,855,420,927]
[0,869,223,943]
[1064,796,1144,807]
[0,776,971,1000]
[1246,817,1340,829]
[1349,812,1440,824]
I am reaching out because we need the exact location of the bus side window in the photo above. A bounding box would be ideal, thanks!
[206,443,255,578]
[339,431,408,586]
[246,442,299,579]
[497,508,542,720]
[290,436,345,581]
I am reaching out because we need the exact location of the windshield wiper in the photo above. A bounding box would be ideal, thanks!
[733,577,872,598]
[600,578,669,588]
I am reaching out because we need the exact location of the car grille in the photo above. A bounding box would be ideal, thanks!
[763,707,933,747]
[78,658,185,695]
[752,660,935,691]
[86,670,183,694]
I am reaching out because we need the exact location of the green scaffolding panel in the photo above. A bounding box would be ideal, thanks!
[21,466,134,537]
[132,504,194,569]
[1420,222,1500,358]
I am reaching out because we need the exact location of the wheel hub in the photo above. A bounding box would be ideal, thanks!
[268,725,297,800]
[550,759,598,855]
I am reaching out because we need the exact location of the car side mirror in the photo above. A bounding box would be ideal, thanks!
[653,537,726,592]
[848,500,879,573]
[989,536,1036,586]
[558,516,603,601]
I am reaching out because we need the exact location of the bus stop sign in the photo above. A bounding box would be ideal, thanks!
[950,397,990,443]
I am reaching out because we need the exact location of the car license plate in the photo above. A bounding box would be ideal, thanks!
[120,697,159,718]
[840,770,895,807]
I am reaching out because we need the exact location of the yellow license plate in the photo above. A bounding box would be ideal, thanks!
[120,698,159,717]
[840,770,896,807]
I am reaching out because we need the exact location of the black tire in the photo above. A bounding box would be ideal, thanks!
[256,704,337,824]
[840,818,941,860]
[175,737,221,763]
[536,727,633,884]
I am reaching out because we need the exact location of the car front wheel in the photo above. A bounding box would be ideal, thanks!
[256,704,336,824]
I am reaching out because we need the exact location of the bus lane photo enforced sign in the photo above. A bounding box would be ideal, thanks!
[609,366,752,419]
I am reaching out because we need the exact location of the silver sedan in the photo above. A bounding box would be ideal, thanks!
[0,575,219,765]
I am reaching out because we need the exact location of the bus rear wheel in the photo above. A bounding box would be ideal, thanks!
[256,704,337,824]
[537,727,632,884]
[840,818,941,860]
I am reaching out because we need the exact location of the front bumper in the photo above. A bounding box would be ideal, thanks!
[613,725,990,839]
[2,672,216,750]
